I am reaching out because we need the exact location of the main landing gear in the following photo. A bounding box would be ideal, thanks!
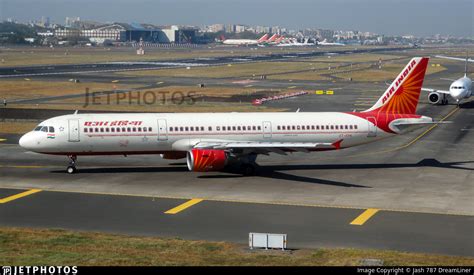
[66,155,77,174]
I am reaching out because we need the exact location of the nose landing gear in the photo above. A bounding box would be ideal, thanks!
[66,155,77,174]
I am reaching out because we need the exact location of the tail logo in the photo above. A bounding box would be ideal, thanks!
[382,59,416,104]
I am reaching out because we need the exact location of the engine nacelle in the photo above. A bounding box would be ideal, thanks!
[186,149,227,172]
[428,92,441,104]
[160,152,187,160]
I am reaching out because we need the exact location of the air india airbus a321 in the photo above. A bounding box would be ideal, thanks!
[20,57,435,175]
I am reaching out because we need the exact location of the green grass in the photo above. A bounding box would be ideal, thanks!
[0,227,473,266]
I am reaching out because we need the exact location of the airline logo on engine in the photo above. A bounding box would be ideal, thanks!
[381,59,417,104]
[84,120,143,127]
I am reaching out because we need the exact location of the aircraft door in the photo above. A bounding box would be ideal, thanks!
[367,117,377,137]
[157,119,168,141]
[68,119,80,142]
[262,121,272,139]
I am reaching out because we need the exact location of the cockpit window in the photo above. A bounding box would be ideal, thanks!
[49,126,55,133]
[41,126,48,132]
[34,126,42,131]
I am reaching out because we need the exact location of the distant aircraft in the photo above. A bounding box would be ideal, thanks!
[317,39,345,46]
[422,55,472,105]
[276,38,315,47]
[221,34,269,46]
[19,57,440,175]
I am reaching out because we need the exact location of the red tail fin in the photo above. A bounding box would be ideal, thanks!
[364,57,429,115]
[257,34,269,43]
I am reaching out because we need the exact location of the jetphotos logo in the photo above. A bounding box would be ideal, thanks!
[381,59,418,104]
[1,266,78,275]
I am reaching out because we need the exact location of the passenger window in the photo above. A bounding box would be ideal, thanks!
[100,128,104,132]
[116,128,120,132]
[354,125,358,130]
[106,128,110,132]
[111,128,115,132]
[258,126,261,130]
[216,126,220,131]
[201,126,204,131]
[237,126,241,131]
[84,128,88,133]
[208,126,212,131]
[190,127,194,131]
[142,127,146,132]
[252,126,256,130]
[282,126,286,130]
[232,126,236,131]
[222,126,226,131]
[297,125,300,130]
[277,126,281,130]
[148,127,152,132]
[195,127,199,131]
[185,127,189,131]
[312,125,315,130]
[242,126,246,131]
[349,125,353,130]
[169,127,173,132]
[95,128,99,132]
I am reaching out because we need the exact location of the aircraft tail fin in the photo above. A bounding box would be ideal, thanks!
[363,57,429,115]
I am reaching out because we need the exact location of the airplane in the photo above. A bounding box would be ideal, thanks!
[317,39,345,46]
[20,57,437,175]
[423,55,472,105]
[276,38,315,47]
[220,34,269,46]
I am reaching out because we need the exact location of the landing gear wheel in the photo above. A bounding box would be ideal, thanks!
[66,166,76,174]
[66,155,77,174]
[241,163,256,176]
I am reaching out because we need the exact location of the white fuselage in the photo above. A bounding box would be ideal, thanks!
[449,76,472,102]
[222,39,260,46]
[19,112,394,155]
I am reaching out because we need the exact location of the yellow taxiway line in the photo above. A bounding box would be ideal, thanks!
[0,139,6,142]
[165,198,203,214]
[0,189,42,204]
[350,208,380,225]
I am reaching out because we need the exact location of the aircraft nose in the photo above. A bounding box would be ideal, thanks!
[19,132,35,150]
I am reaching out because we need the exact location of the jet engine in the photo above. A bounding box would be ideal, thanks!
[160,152,187,160]
[186,149,228,172]
[428,91,448,105]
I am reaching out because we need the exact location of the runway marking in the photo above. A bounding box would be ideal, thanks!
[0,189,42,204]
[350,208,379,225]
[288,86,297,89]
[165,198,203,214]
[156,81,164,85]
[0,187,472,217]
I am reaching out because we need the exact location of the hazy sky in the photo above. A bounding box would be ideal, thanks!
[1,0,472,37]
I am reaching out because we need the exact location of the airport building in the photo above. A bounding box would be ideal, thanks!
[54,23,196,44]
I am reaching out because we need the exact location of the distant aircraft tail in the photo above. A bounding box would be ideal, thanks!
[219,35,226,41]
[364,57,429,115]
[268,34,279,42]
[257,34,269,43]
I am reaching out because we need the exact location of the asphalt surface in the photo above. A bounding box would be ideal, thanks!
[0,46,408,78]
[0,48,473,257]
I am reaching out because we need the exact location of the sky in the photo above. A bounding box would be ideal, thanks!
[1,0,473,37]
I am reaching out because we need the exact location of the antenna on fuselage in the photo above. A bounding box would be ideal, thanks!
[74,110,78,115]
[296,108,300,112]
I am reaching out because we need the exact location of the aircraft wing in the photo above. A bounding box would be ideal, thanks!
[194,140,342,155]
[421,88,450,94]
[434,55,474,63]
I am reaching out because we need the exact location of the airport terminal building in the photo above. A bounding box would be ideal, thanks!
[54,23,196,44]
